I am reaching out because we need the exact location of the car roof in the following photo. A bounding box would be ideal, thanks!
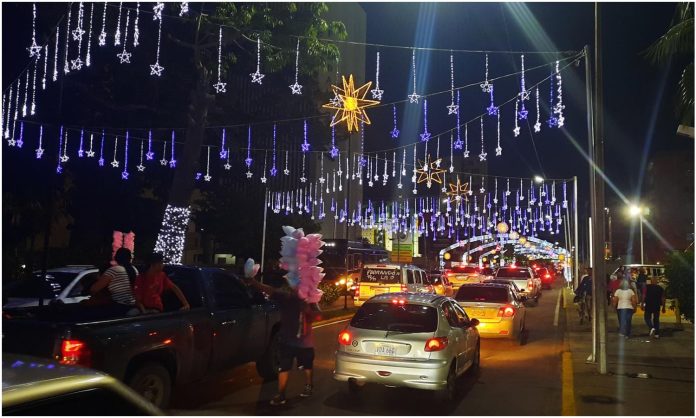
[367,292,446,306]
[363,263,422,270]
[459,283,511,289]
[33,266,97,274]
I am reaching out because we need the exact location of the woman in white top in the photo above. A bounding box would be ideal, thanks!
[613,280,637,338]
[91,248,139,316]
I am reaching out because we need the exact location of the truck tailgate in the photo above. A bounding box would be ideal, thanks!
[2,318,62,359]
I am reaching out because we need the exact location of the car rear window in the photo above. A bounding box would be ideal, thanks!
[456,286,509,303]
[496,269,531,278]
[350,303,437,332]
[361,268,401,284]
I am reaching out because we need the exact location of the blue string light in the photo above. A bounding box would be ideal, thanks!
[245,125,253,168]
[219,129,227,159]
[146,130,154,160]
[56,125,64,173]
[98,129,105,166]
[301,119,310,152]
[121,131,129,179]
[419,99,431,142]
[390,104,400,138]
[454,91,463,150]
[270,124,277,176]
[77,128,84,157]
[169,130,176,168]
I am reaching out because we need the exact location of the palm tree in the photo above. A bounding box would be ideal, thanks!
[645,3,694,128]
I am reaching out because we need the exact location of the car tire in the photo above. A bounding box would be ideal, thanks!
[435,364,458,402]
[127,362,172,409]
[468,340,480,375]
[519,321,527,346]
[256,331,280,381]
[348,378,365,394]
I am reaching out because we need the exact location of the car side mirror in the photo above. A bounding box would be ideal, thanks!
[470,318,480,327]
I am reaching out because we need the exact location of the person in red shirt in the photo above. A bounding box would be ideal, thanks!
[134,253,190,313]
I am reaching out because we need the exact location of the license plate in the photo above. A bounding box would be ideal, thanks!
[373,288,388,295]
[468,309,486,318]
[375,344,397,356]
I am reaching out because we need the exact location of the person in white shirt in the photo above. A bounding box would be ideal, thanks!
[613,280,637,338]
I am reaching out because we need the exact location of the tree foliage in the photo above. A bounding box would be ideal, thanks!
[665,249,694,321]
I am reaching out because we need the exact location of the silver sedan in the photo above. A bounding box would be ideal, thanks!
[333,292,480,401]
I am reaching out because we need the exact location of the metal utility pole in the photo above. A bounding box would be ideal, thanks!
[260,188,269,281]
[573,176,580,288]
[591,2,608,375]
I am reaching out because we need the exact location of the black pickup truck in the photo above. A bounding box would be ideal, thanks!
[2,265,281,409]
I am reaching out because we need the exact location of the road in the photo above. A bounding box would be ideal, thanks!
[170,281,567,415]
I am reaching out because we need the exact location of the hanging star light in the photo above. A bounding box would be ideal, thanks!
[446,175,470,201]
[322,74,380,133]
[415,154,446,186]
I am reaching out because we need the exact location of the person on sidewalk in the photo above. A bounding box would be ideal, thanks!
[243,271,321,406]
[613,280,638,338]
[574,268,593,322]
[642,277,666,338]
[636,268,648,304]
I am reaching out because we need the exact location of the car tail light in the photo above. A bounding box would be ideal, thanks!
[354,286,360,297]
[60,339,92,366]
[424,337,448,352]
[338,330,352,345]
[400,284,408,292]
[545,274,551,279]
[527,279,534,290]
[391,298,406,305]
[497,306,516,318]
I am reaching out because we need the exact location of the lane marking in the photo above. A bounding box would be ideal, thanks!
[561,351,577,415]
[313,318,351,329]
[554,288,563,327]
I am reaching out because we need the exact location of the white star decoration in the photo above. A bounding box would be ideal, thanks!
[513,126,521,137]
[480,81,492,93]
[86,150,95,158]
[408,92,421,104]
[146,151,155,160]
[137,164,145,172]
[246,171,253,178]
[289,82,303,95]
[447,103,459,115]
[223,163,231,170]
[35,148,44,158]
[117,51,132,64]
[111,160,119,168]
[204,174,211,182]
[300,176,307,183]
[250,70,265,84]
[534,122,541,132]
[329,94,342,107]
[478,151,487,161]
[98,32,107,46]
[495,146,502,156]
[159,158,168,166]
[283,168,290,175]
[72,27,86,41]
[121,171,129,179]
[260,176,267,183]
[28,42,42,58]
[150,63,165,76]
[370,87,384,100]
[7,139,16,147]
[464,150,470,158]
[213,82,227,94]
[319,177,326,184]
[60,155,70,163]
[70,58,84,70]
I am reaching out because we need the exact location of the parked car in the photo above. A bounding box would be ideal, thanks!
[454,283,526,343]
[429,271,454,297]
[354,264,433,307]
[334,292,480,401]
[3,354,163,415]
[443,265,485,290]
[3,266,99,309]
[494,266,540,303]
[2,265,281,409]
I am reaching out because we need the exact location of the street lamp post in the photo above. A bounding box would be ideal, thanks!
[629,204,649,264]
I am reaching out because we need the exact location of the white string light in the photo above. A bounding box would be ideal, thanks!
[154,205,191,265]
[4,85,12,139]
[1,94,5,137]
[204,146,211,181]
[136,139,145,171]
[300,153,307,183]
[159,140,168,166]
[449,132,454,172]
[463,124,470,158]
[133,2,140,47]
[383,152,389,185]
[478,118,487,161]
[98,2,108,46]
[179,2,189,16]
[495,111,502,156]
[63,5,72,74]
[22,71,29,117]
[70,2,85,70]
[153,2,164,21]
[480,53,492,93]
[42,42,48,89]
[250,35,265,84]
[116,10,131,63]
[28,3,42,58]
[408,49,420,103]
[534,87,541,132]
[114,2,122,46]
[224,147,231,170]
[86,132,95,157]
[289,38,302,94]
[213,27,226,93]
[85,3,94,67]
[513,99,521,137]
[319,153,326,184]
[121,131,130,179]
[111,136,120,167]
[283,150,290,175]
[169,130,176,168]
[370,51,383,100]
[35,125,44,158]
[150,17,164,76]
[392,151,396,177]
[30,59,37,115]
[447,52,458,115]
[554,60,565,127]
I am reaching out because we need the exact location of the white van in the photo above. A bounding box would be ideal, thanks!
[354,264,434,306]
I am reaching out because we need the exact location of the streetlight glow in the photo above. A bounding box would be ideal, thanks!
[534,175,544,184]
[629,205,641,217]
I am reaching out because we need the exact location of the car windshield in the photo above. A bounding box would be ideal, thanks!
[350,303,437,332]
[456,286,509,303]
[496,268,531,279]
[361,268,401,284]
[452,266,478,274]
[480,268,494,275]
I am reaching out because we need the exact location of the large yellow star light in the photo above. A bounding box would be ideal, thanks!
[446,176,470,201]
[415,155,446,188]
[323,74,380,133]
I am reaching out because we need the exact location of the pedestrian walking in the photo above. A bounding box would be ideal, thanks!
[636,268,648,304]
[613,280,638,338]
[244,268,321,406]
[642,277,666,338]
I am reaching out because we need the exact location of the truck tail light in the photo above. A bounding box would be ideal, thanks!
[60,339,92,367]
[424,337,448,352]
[401,284,408,292]
[497,306,516,318]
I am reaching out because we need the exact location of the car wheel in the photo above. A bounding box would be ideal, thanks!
[127,362,172,409]
[519,321,527,346]
[348,378,365,394]
[256,331,280,381]
[468,340,480,374]
[436,364,458,402]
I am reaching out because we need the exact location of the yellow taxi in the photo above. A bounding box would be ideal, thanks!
[444,265,485,290]
[354,264,432,306]
[454,283,526,343]
[429,271,454,297]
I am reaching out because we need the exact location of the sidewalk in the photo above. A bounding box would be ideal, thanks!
[562,288,694,415]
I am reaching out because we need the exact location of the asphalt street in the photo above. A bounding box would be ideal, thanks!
[170,281,567,415]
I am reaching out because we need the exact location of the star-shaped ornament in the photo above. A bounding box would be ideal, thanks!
[547,117,558,128]
[487,104,499,116]
[35,148,44,158]
[301,141,310,152]
[368,180,373,187]
[521,90,531,101]
[150,63,165,76]
[408,92,421,104]
[480,187,486,194]
[7,138,16,147]
[169,160,177,168]
[213,82,227,94]
[159,158,168,166]
[289,82,303,95]
[121,171,129,180]
[447,103,459,115]
[495,146,502,156]
[117,51,132,64]
[56,165,63,174]
[518,109,529,120]
[246,171,253,179]
[78,149,84,157]
[370,87,384,100]
[86,150,95,157]
[28,42,42,58]
[534,122,541,132]
[329,94,342,107]
[319,176,326,184]
[195,173,202,180]
[446,176,470,199]
[463,150,470,158]
[415,155,446,185]
[145,151,154,160]
[397,182,403,189]
[269,167,278,177]
[300,176,307,183]
[480,81,493,93]
[60,154,70,163]
[454,139,464,150]
[557,116,565,127]
[250,70,265,84]
[70,58,84,70]
[493,198,499,204]
[98,32,107,46]
[419,131,431,142]
[224,163,231,170]
[98,158,105,166]
[111,160,119,168]
[137,164,145,172]
[478,151,487,161]
[283,168,290,175]
[329,147,339,159]
[204,174,212,182]
[390,128,400,139]
[323,75,380,133]
[513,126,521,137]
[219,150,228,160]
